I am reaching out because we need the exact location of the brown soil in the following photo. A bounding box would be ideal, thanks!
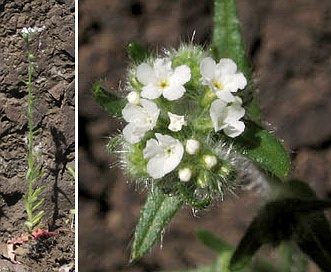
[79,0,331,271]
[0,0,75,271]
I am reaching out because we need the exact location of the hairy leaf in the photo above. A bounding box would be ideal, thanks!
[130,187,182,262]
[128,42,150,63]
[212,0,261,122]
[232,121,290,179]
[92,81,126,118]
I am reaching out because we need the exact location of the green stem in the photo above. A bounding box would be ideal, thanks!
[23,36,44,233]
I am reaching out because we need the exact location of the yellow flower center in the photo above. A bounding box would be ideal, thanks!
[165,146,173,155]
[158,80,169,89]
[213,80,223,90]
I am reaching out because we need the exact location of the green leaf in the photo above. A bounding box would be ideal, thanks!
[127,42,150,63]
[107,135,123,154]
[31,185,45,199]
[92,81,126,118]
[32,198,44,212]
[32,210,45,223]
[212,0,250,80]
[230,180,331,271]
[212,0,261,122]
[165,230,278,272]
[196,230,232,253]
[130,187,182,262]
[232,121,290,179]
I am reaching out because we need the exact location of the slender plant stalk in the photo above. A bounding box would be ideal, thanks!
[23,33,45,233]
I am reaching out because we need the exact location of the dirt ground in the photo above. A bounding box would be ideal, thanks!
[0,0,75,271]
[79,0,331,271]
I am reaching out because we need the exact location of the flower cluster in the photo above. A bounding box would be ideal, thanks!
[117,45,248,207]
[21,26,45,39]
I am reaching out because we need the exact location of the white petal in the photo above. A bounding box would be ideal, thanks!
[123,123,147,144]
[154,58,172,80]
[171,65,191,85]
[137,63,156,85]
[140,99,159,114]
[215,90,235,103]
[226,103,245,121]
[163,85,185,100]
[122,103,145,123]
[223,121,245,138]
[143,134,184,179]
[210,99,227,132]
[223,73,247,92]
[168,112,186,132]
[143,138,160,159]
[200,57,216,80]
[216,58,237,75]
[141,85,163,99]
[163,141,184,175]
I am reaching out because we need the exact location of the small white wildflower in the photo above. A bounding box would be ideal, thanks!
[127,91,140,104]
[203,155,218,169]
[185,139,200,155]
[136,58,191,101]
[21,27,35,35]
[143,133,184,179]
[200,57,247,101]
[210,97,245,138]
[122,99,160,144]
[21,26,45,36]
[168,112,187,132]
[178,167,192,182]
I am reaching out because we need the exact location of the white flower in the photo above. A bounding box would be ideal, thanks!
[210,97,245,138]
[185,139,200,154]
[122,99,160,144]
[200,57,247,101]
[127,91,140,104]
[143,133,184,179]
[203,155,217,169]
[168,112,187,132]
[178,167,192,182]
[21,26,45,35]
[136,58,191,101]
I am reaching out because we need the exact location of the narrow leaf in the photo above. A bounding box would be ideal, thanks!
[31,186,45,199]
[232,121,290,178]
[130,187,182,262]
[31,210,45,225]
[212,0,250,80]
[127,42,150,63]
[212,0,261,122]
[32,199,44,212]
[92,81,126,118]
[196,230,232,253]
[107,135,123,154]
[295,208,331,271]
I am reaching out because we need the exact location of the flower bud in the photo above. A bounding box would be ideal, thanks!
[203,154,217,169]
[178,167,192,182]
[185,139,200,154]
